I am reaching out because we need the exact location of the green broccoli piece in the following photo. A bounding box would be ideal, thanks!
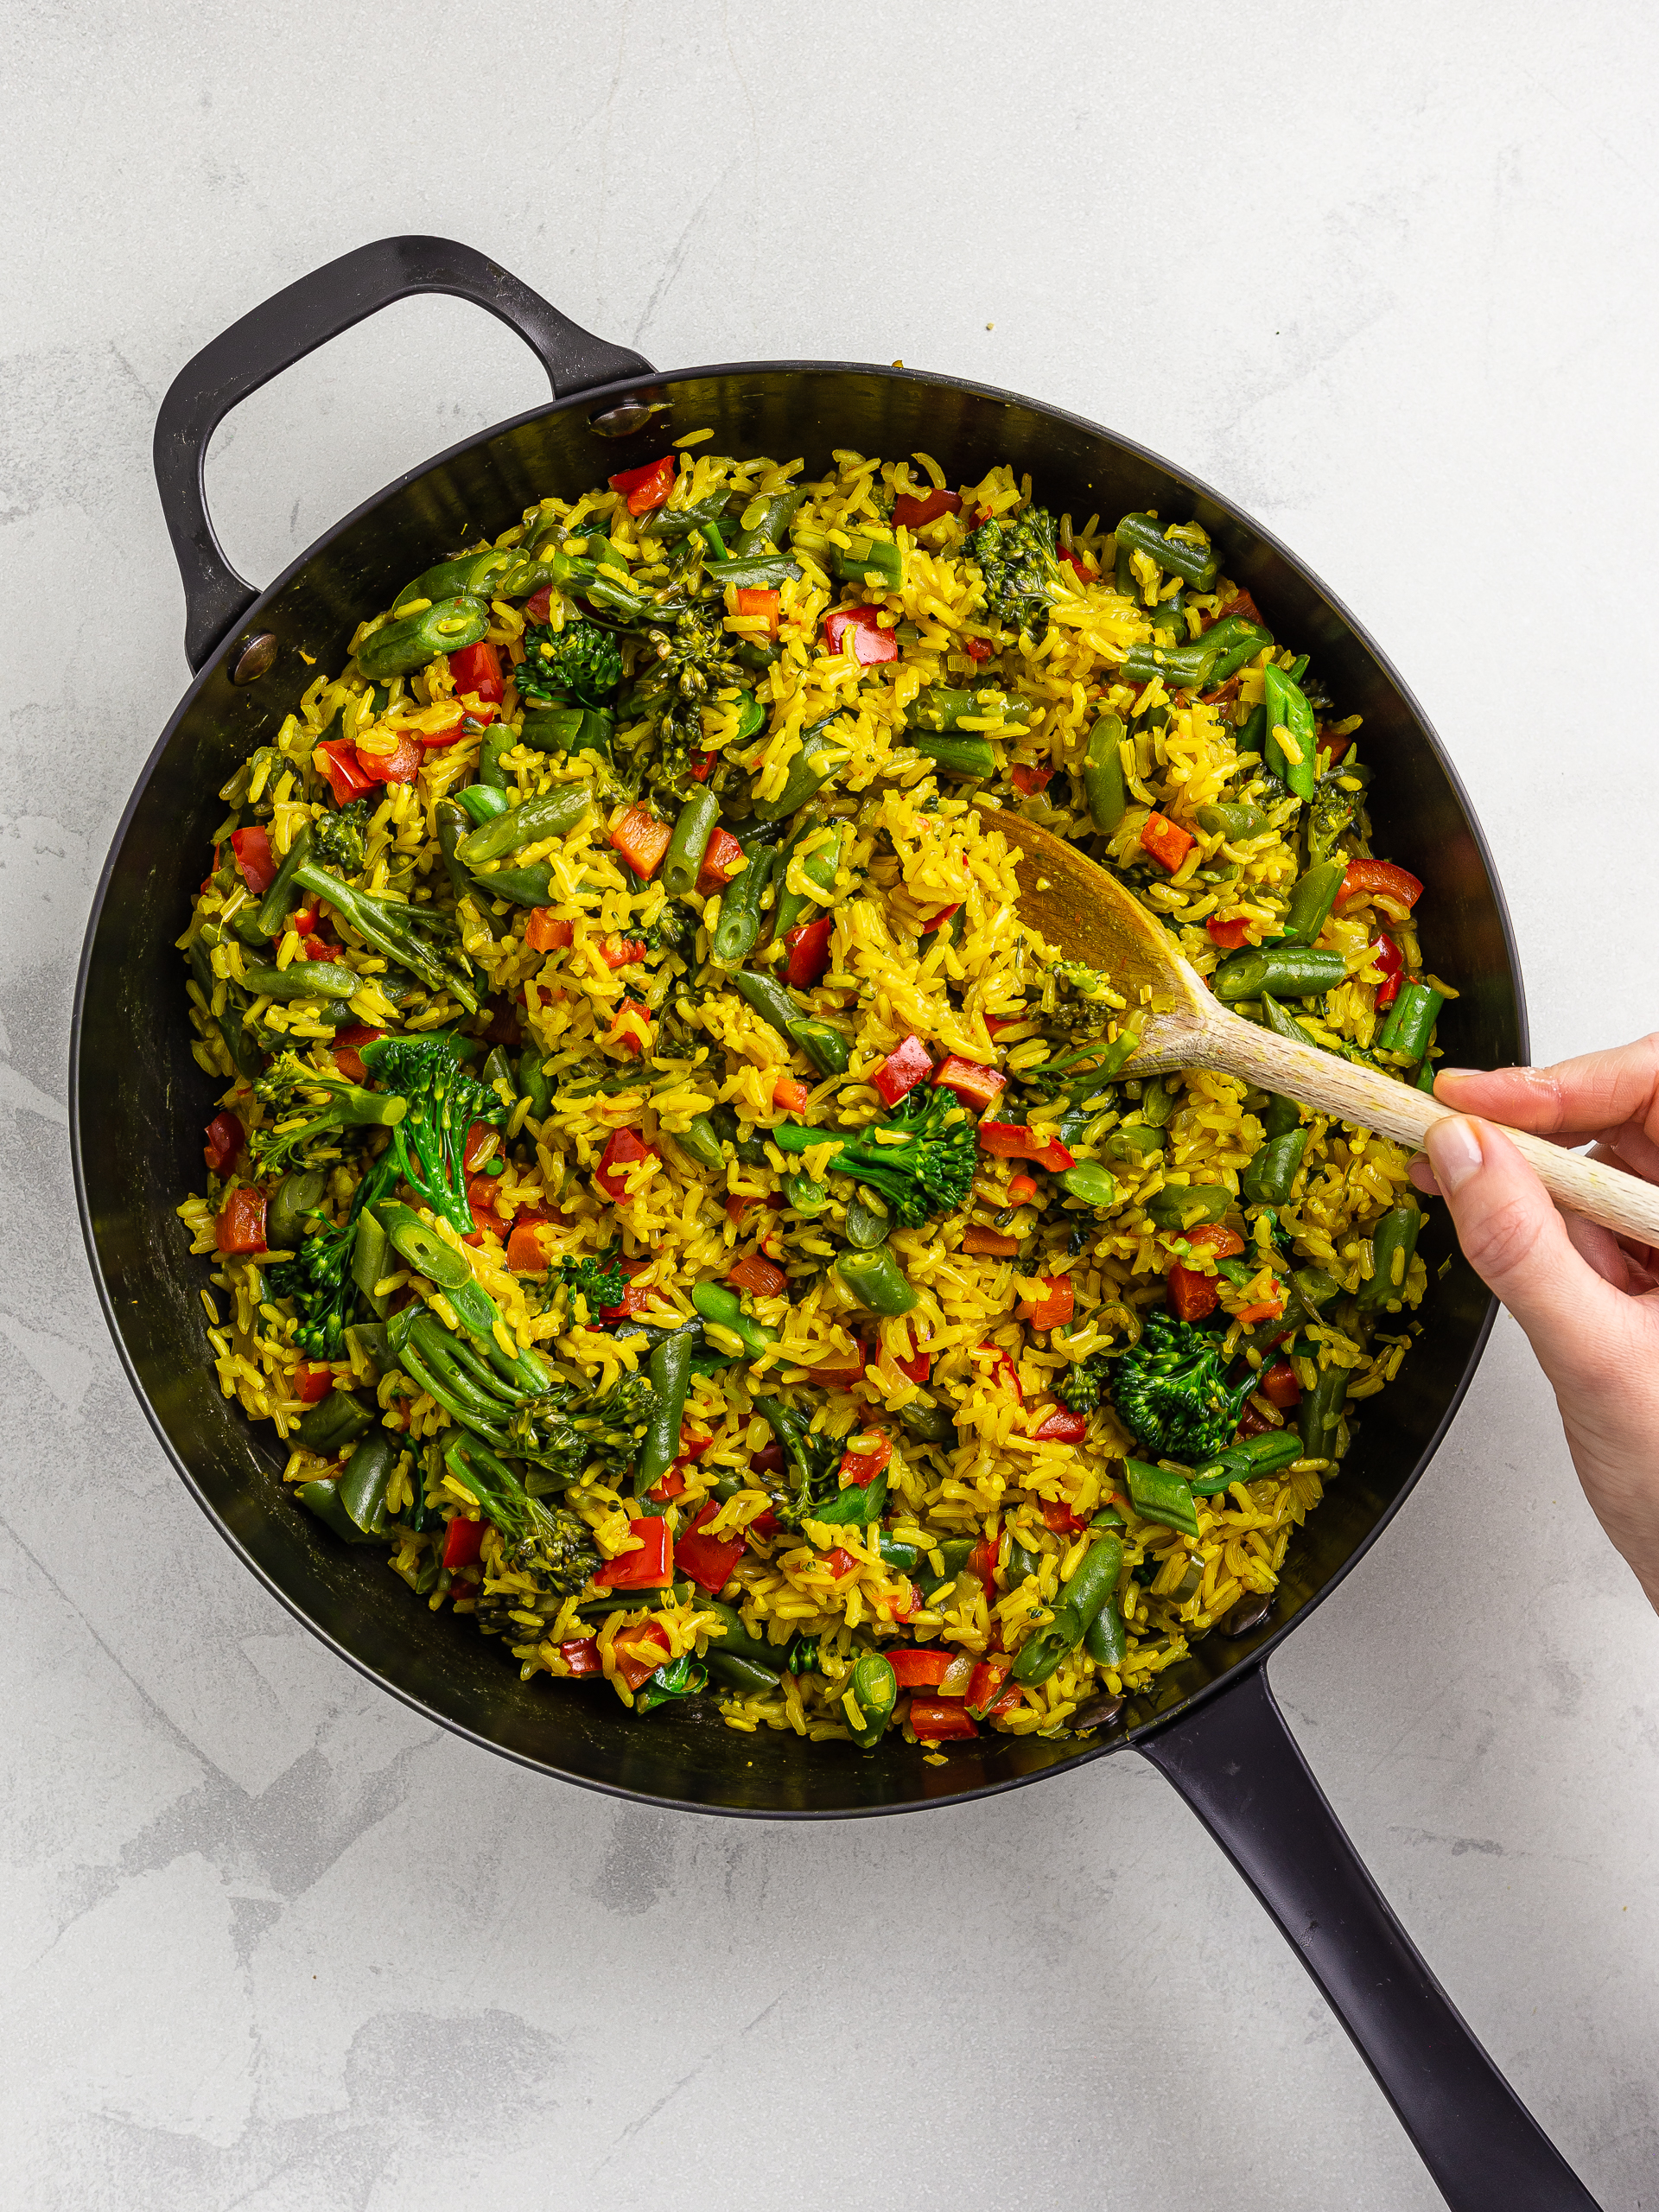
[359,1033,505,1240]
[642,901,695,954]
[292,859,478,1010]
[508,1370,658,1487]
[751,1395,842,1529]
[1044,957,1119,1041]
[311,798,371,877]
[518,619,626,709]
[444,1437,600,1607]
[1306,774,1359,867]
[1107,1306,1254,1461]
[267,1152,399,1360]
[965,505,1065,644]
[249,1049,407,1174]
[557,1248,629,1312]
[1056,1351,1109,1416]
[772,1084,976,1230]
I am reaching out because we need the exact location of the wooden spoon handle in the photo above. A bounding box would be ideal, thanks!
[1202,1017,1659,1245]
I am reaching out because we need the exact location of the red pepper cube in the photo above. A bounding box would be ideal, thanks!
[560,1636,602,1676]
[608,454,677,515]
[782,915,834,989]
[1372,931,1405,1008]
[696,825,746,894]
[838,1433,892,1486]
[442,1516,484,1572]
[771,1074,810,1114]
[610,805,673,879]
[613,1621,673,1691]
[215,1185,268,1255]
[873,1034,933,1108]
[932,1056,1006,1109]
[887,1649,955,1689]
[524,909,575,953]
[294,1361,334,1404]
[1261,1357,1302,1408]
[524,585,553,626]
[892,487,962,529]
[229,825,276,896]
[203,1109,244,1175]
[962,637,993,662]
[1206,914,1253,950]
[594,1516,674,1592]
[1009,763,1053,795]
[1339,857,1423,911]
[823,605,897,665]
[734,586,780,637]
[1018,1275,1075,1330]
[674,1501,746,1595]
[1140,811,1194,874]
[505,1217,552,1273]
[1033,1408,1088,1445]
[448,640,504,705]
[965,1657,1014,1719]
[596,1128,654,1202]
[908,1699,979,1742]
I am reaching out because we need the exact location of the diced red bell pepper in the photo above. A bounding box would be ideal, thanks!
[750,1441,786,1476]
[442,1516,484,1571]
[874,1034,932,1107]
[608,998,652,1056]
[1058,547,1093,584]
[1033,1408,1088,1445]
[299,931,340,960]
[1372,931,1404,1009]
[892,487,962,529]
[678,1425,713,1463]
[524,909,575,952]
[1041,1498,1089,1536]
[594,1516,674,1591]
[358,733,422,786]
[597,1128,654,1201]
[771,1074,810,1114]
[1339,858,1423,910]
[966,1656,1014,1719]
[696,825,746,894]
[968,1538,1000,1588]
[448,640,504,705]
[1206,914,1253,950]
[1236,1293,1286,1327]
[294,1361,334,1404]
[1166,1224,1247,1324]
[610,804,673,879]
[415,705,480,750]
[734,586,781,636]
[330,1023,383,1084]
[608,454,676,515]
[1237,1402,1274,1440]
[674,1500,746,1595]
[1261,1357,1302,1408]
[315,738,376,808]
[559,1636,602,1676]
[909,1699,979,1741]
[974,1121,1072,1173]
[962,1227,1020,1256]
[1019,1276,1075,1329]
[838,1433,892,1486]
[505,1217,551,1273]
[203,1110,244,1175]
[462,1120,498,1173]
[229,826,277,896]
[600,934,648,968]
[613,1621,673,1691]
[687,748,716,783]
[962,636,994,661]
[821,1548,861,1579]
[1007,1173,1039,1205]
[893,1342,931,1385]
[888,1649,955,1688]
[810,1340,867,1386]
[649,1468,686,1503]
[524,584,553,626]
[215,1185,268,1255]
[1218,589,1262,625]
[932,1056,1006,1109]
[781,915,835,989]
[728,1254,787,1299]
[1009,763,1053,795]
[600,1282,652,1322]
[1140,811,1194,873]
[465,1171,500,1221]
[823,605,897,664]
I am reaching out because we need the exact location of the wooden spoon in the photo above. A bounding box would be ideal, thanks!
[978,804,1659,1244]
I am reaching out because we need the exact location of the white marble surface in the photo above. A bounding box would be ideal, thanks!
[7,3,1659,2204]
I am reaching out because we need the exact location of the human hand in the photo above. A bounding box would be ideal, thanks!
[1410,1039,1659,1611]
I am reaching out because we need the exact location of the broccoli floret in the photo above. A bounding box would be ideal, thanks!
[772,1084,976,1230]
[642,901,695,953]
[293,859,478,1009]
[1056,1351,1109,1415]
[267,1152,399,1359]
[359,1033,505,1239]
[558,1248,629,1312]
[518,619,626,709]
[1109,1306,1253,1461]
[786,1635,820,1675]
[1306,773,1358,867]
[1045,957,1119,1041]
[249,1049,408,1174]
[509,1370,658,1487]
[445,1437,600,1607]
[751,1395,842,1529]
[311,798,371,877]
[965,505,1065,644]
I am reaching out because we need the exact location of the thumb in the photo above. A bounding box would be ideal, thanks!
[1425,1115,1628,1385]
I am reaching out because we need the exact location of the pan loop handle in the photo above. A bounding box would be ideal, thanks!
[153,234,653,671]
[1140,1664,1601,2209]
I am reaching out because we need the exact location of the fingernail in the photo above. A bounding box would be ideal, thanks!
[1429,1067,1475,1095]
[1408,1152,1442,1197]
[1426,1115,1484,1194]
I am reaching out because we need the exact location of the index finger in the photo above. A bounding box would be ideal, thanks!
[1434,1033,1659,1143]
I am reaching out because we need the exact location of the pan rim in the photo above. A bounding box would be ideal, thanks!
[72,353,1526,1816]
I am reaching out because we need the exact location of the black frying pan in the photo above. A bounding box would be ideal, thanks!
[74,237,1599,2210]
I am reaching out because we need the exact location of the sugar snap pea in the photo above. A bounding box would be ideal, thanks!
[752,719,846,822]
[351,1206,391,1318]
[1122,639,1218,692]
[1061,1160,1117,1208]
[1123,1459,1201,1539]
[662,787,721,897]
[296,1477,385,1544]
[1113,513,1219,591]
[1213,946,1345,1003]
[1263,661,1318,803]
[1242,1128,1308,1206]
[242,959,360,1002]
[772,822,843,938]
[1298,1361,1350,1457]
[843,1650,899,1749]
[1196,800,1266,842]
[835,1247,918,1316]
[909,687,1033,734]
[675,1115,728,1175]
[1190,1427,1302,1494]
[636,1328,695,1497]
[734,488,806,558]
[297,1390,377,1455]
[520,707,614,767]
[357,595,489,682]
[1012,1535,1122,1684]
[457,783,594,868]
[393,548,516,613]
[1143,1182,1230,1230]
[456,785,510,828]
[478,725,513,789]
[1083,713,1128,834]
[1282,859,1347,944]
[910,733,997,779]
[711,841,774,964]
[266,1168,327,1250]
[517,1046,553,1119]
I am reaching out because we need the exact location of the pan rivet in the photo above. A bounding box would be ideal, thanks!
[1223,1596,1272,1636]
[589,399,665,439]
[230,632,278,684]
[1071,1693,1126,1734]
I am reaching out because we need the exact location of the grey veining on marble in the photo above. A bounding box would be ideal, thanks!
[5,3,1659,2205]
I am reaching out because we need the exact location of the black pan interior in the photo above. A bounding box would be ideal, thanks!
[75,365,1518,1815]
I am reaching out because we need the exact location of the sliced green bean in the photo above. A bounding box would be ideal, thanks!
[711,842,774,965]
[1123,639,1218,692]
[357,595,489,682]
[752,719,846,822]
[242,960,359,1002]
[265,1168,327,1251]
[1213,947,1345,1003]
[1196,800,1266,842]
[835,1247,918,1316]
[662,787,721,897]
[457,783,594,868]
[909,687,1033,734]
[910,733,997,779]
[1083,714,1128,834]
[1376,982,1445,1060]
[1143,1182,1230,1230]
[296,1391,377,1455]
[1113,513,1219,591]
[1263,661,1318,803]
[351,1206,391,1318]
[690,1281,778,1363]
[1282,859,1346,944]
[1357,1202,1422,1312]
[1242,1128,1308,1207]
[1123,1459,1201,1539]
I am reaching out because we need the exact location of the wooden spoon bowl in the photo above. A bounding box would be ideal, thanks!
[979,804,1659,1244]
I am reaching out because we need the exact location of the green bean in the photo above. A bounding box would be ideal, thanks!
[1242,1128,1308,1207]
[1083,713,1128,834]
[392,547,516,613]
[909,687,1033,734]
[336,1433,397,1535]
[357,594,489,682]
[435,800,485,916]
[1263,661,1317,803]
[844,1190,890,1249]
[1190,1427,1302,1495]
[345,1320,391,1372]
[1358,1202,1422,1313]
[636,1330,695,1497]
[1061,1160,1117,1208]
[1143,1182,1230,1230]
[1262,1093,1302,1141]
[1196,800,1265,842]
[242,960,359,1003]
[1213,946,1345,1003]
[1416,1058,1438,1092]
[702,1599,782,1669]
[704,1650,782,1694]
[472,863,555,909]
[457,783,594,868]
[831,534,903,591]
[1122,639,1219,692]
[772,822,843,938]
[728,969,848,1075]
[707,554,803,589]
[708,1102,771,1169]
[253,823,313,938]
[1202,615,1274,686]
[690,1281,778,1363]
[911,733,998,779]
[456,786,509,828]
[661,787,721,898]
[265,1168,327,1250]
[517,1046,553,1120]
[520,707,614,767]
[1104,1125,1164,1165]
[1012,1535,1123,1684]
[1282,859,1347,944]
[1259,990,1318,1046]
[735,488,807,558]
[1299,1361,1350,1458]
[1294,1265,1343,1312]
[711,842,774,964]
[835,1247,918,1316]
[1084,1592,1128,1669]
[296,1391,377,1455]
[478,725,513,790]
[899,1400,957,1444]
[1113,512,1219,591]
[875,1532,924,1575]
[189,938,259,1079]
[676,1115,728,1174]
[296,1478,385,1544]
[1123,1459,1201,1539]
[843,1651,899,1749]
[351,1207,391,1317]
[752,719,846,821]
[1376,981,1445,1060]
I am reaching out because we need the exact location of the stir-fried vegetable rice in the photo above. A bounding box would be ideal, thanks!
[178,440,1452,1752]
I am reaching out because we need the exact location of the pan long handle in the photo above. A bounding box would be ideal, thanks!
[1140,1665,1600,2209]
[153,234,653,671]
